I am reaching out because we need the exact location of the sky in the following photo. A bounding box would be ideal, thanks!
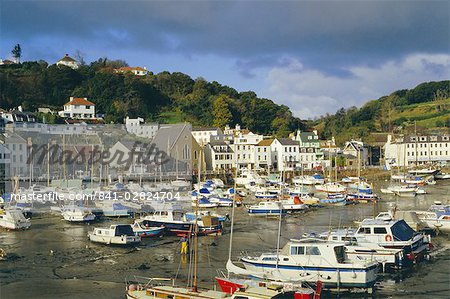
[1,0,449,119]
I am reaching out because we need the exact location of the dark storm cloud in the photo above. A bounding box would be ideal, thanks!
[1,0,449,74]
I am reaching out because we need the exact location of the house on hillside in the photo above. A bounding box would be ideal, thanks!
[115,66,148,76]
[0,59,16,66]
[58,97,96,119]
[56,54,79,69]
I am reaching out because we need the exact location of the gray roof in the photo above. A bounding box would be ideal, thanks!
[299,132,319,143]
[152,123,192,151]
[402,135,450,143]
[277,138,298,146]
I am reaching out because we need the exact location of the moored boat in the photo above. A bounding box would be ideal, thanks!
[88,224,141,245]
[247,201,286,216]
[131,220,165,238]
[0,208,31,230]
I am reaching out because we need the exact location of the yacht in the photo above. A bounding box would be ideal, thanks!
[88,224,141,245]
[230,238,378,290]
[0,209,31,230]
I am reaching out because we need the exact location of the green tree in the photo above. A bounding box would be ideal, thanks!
[11,44,22,63]
[212,94,233,128]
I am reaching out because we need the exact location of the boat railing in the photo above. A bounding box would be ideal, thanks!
[125,275,175,289]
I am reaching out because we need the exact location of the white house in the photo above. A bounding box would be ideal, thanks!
[254,139,273,170]
[384,134,450,168]
[271,138,299,171]
[56,54,79,69]
[115,66,148,76]
[58,97,96,119]
[125,116,159,139]
[192,127,223,145]
[0,143,11,193]
[204,140,234,171]
[231,132,264,169]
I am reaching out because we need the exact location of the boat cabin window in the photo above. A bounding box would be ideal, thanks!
[234,296,249,299]
[357,227,371,234]
[115,225,134,236]
[291,246,305,255]
[342,236,357,243]
[262,257,278,261]
[334,246,345,263]
[391,220,414,241]
[373,227,387,234]
[332,236,338,241]
[305,246,321,255]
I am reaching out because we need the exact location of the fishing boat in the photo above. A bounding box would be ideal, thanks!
[0,209,31,230]
[247,201,286,216]
[131,220,165,238]
[61,204,96,222]
[88,224,141,245]
[315,182,347,193]
[229,238,378,290]
[140,205,222,236]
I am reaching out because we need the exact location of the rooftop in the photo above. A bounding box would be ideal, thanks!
[58,54,76,62]
[276,138,298,146]
[64,97,95,106]
[256,139,274,146]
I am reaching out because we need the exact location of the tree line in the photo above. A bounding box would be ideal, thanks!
[0,59,305,136]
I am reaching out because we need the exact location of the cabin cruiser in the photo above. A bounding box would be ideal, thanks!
[247,201,286,216]
[353,218,430,264]
[208,196,234,207]
[254,190,278,200]
[315,182,347,193]
[435,172,450,180]
[89,224,141,245]
[230,238,378,289]
[61,204,96,222]
[315,229,405,271]
[0,208,31,230]
[236,170,266,186]
[292,174,325,185]
[140,204,222,236]
[278,197,307,213]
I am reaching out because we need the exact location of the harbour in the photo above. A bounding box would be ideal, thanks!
[1,179,449,298]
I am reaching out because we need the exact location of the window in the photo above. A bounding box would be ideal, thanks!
[373,227,387,234]
[357,227,371,234]
[291,246,305,255]
[305,246,321,255]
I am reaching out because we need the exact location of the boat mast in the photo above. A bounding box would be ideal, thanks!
[192,147,202,292]
[275,165,284,270]
[227,152,238,278]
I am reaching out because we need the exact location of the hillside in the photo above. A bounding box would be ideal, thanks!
[0,60,305,137]
[314,81,450,145]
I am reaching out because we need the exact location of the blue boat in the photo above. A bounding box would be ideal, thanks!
[320,194,347,206]
[132,220,165,238]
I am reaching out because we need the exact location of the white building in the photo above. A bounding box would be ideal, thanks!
[231,132,264,169]
[115,66,148,76]
[192,127,223,145]
[58,97,96,119]
[384,134,450,168]
[0,133,28,177]
[254,139,273,170]
[56,54,79,69]
[204,140,234,171]
[271,138,299,171]
[0,143,11,193]
[125,116,159,139]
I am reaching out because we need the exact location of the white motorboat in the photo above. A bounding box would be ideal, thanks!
[191,197,219,208]
[247,201,285,216]
[236,170,266,186]
[315,182,347,193]
[278,198,307,212]
[292,174,325,185]
[353,218,430,264]
[380,185,418,195]
[254,190,278,200]
[435,172,450,180]
[61,204,96,222]
[317,229,405,270]
[0,209,31,230]
[88,224,141,245]
[230,238,378,289]
[413,211,450,233]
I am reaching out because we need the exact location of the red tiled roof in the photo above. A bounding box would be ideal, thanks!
[64,97,95,106]
[59,54,76,62]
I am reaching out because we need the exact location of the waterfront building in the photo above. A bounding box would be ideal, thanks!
[271,138,299,171]
[384,134,450,167]
[231,131,264,170]
[254,139,273,171]
[0,132,28,177]
[293,130,323,170]
[204,140,234,171]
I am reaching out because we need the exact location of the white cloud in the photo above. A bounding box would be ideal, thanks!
[263,54,450,119]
